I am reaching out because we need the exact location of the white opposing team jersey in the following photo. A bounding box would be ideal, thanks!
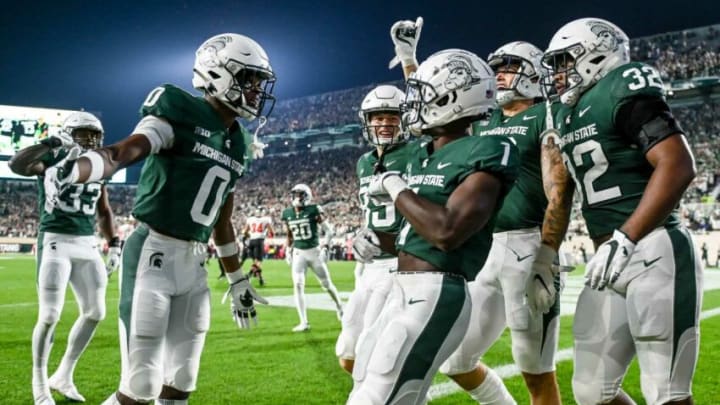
[247,216,272,240]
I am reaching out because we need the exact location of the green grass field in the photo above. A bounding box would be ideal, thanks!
[1,255,719,404]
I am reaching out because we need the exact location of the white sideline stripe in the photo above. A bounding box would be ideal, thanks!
[427,305,720,400]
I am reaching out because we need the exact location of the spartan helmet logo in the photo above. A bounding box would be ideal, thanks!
[588,20,622,52]
[444,54,475,91]
[197,35,232,68]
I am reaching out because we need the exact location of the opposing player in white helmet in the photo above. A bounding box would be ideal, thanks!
[544,18,701,405]
[43,33,273,404]
[9,111,120,405]
[336,84,411,374]
[282,183,343,332]
[346,31,521,401]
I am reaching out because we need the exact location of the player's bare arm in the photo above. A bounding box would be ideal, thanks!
[71,135,152,183]
[213,196,241,273]
[540,135,574,251]
[8,143,52,176]
[395,171,503,252]
[96,185,118,242]
[373,230,399,256]
[621,134,695,242]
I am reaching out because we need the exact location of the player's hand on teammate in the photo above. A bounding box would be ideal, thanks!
[352,228,382,263]
[389,16,423,68]
[368,171,403,204]
[585,229,636,290]
[526,244,559,315]
[43,146,82,214]
[222,272,268,329]
[285,247,294,266]
[319,245,329,263]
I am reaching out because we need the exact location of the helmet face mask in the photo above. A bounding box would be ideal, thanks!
[487,41,544,106]
[359,85,407,146]
[543,18,630,105]
[62,112,104,150]
[192,33,276,120]
[401,49,496,136]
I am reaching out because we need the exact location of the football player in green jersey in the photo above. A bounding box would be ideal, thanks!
[44,33,274,405]
[346,48,520,404]
[335,84,411,374]
[440,41,572,405]
[9,112,120,405]
[544,18,702,405]
[282,183,343,332]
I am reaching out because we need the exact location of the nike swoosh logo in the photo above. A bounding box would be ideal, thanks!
[643,256,662,267]
[522,115,536,121]
[385,159,398,167]
[408,298,426,305]
[507,246,532,262]
[437,162,452,169]
[534,274,550,293]
[605,240,619,271]
[578,106,592,117]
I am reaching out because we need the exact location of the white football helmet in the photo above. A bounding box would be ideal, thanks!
[543,18,630,105]
[192,33,276,120]
[359,85,407,146]
[402,49,496,135]
[291,184,313,207]
[488,41,544,106]
[62,111,104,150]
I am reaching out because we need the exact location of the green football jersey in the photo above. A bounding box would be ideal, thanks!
[555,62,680,239]
[37,149,103,236]
[132,84,249,243]
[282,204,323,249]
[472,102,560,232]
[396,136,519,281]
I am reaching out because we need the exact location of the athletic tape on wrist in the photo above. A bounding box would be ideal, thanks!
[216,242,239,258]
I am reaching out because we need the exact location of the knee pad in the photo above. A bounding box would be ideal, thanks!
[292,270,306,286]
[127,371,162,402]
[572,374,616,405]
[438,350,478,376]
[186,290,211,334]
[84,302,107,322]
[38,303,62,325]
[132,290,170,338]
[319,277,331,291]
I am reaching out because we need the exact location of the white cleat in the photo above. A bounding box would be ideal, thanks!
[48,375,85,402]
[33,392,56,405]
[292,323,310,332]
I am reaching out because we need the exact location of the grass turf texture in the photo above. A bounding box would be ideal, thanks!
[0,256,718,404]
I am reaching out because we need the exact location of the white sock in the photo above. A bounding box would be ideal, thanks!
[293,283,308,325]
[468,368,516,405]
[53,317,99,381]
[32,321,57,386]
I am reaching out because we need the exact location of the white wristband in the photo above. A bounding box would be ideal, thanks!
[225,269,245,283]
[84,150,105,182]
[216,242,239,258]
[383,175,409,201]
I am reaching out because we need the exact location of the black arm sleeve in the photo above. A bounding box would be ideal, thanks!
[615,96,685,154]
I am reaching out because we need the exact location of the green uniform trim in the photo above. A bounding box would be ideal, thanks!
[387,275,467,403]
[669,225,698,373]
[119,225,149,342]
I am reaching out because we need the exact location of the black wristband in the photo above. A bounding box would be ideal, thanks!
[108,236,121,248]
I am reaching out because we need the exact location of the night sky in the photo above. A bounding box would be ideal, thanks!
[0,0,717,144]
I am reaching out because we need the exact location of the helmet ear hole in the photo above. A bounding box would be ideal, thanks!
[208,71,221,79]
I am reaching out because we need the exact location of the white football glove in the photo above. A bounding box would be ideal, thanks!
[285,247,294,266]
[222,272,269,329]
[43,146,82,214]
[106,246,121,276]
[352,228,382,263]
[368,171,406,204]
[250,140,266,159]
[319,246,329,263]
[40,131,75,149]
[389,16,424,69]
[585,230,636,290]
[526,244,559,316]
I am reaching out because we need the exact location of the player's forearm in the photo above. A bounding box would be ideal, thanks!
[402,63,417,80]
[73,136,151,183]
[540,142,574,251]
[8,144,50,176]
[620,160,694,242]
[97,212,117,242]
